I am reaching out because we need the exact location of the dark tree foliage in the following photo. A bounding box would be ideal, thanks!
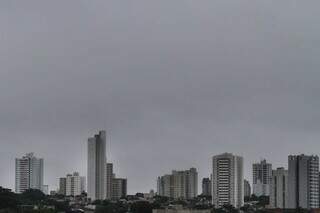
[244,196,251,202]
[20,189,46,205]
[222,204,239,213]
[94,201,128,213]
[0,187,72,212]
[44,199,70,212]
[130,201,153,213]
[171,199,188,206]
[257,196,269,207]
[0,187,19,209]
[249,194,259,201]
[152,195,169,208]
[92,200,103,205]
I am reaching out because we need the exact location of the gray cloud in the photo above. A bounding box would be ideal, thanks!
[1,0,320,193]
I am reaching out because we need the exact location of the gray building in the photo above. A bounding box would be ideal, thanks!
[244,179,251,198]
[59,172,86,196]
[202,178,211,196]
[87,130,107,201]
[106,163,113,199]
[106,162,127,200]
[288,155,319,209]
[157,174,173,198]
[157,168,198,199]
[270,167,288,209]
[59,177,67,195]
[15,153,44,193]
[112,178,127,200]
[252,159,272,196]
[212,153,244,208]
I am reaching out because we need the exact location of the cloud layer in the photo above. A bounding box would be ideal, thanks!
[1,0,320,193]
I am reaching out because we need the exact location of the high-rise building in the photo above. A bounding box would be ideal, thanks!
[59,172,86,196]
[59,177,67,195]
[87,130,107,200]
[288,155,319,209]
[105,162,127,200]
[212,153,244,208]
[106,163,113,199]
[112,178,127,200]
[202,178,212,196]
[270,167,288,209]
[244,179,251,198]
[252,159,272,196]
[157,174,173,198]
[15,153,44,193]
[157,168,198,199]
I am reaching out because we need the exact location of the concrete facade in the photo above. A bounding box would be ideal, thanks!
[15,153,44,193]
[270,167,288,209]
[106,163,113,199]
[157,168,198,199]
[59,172,86,196]
[244,179,251,198]
[87,131,107,200]
[288,155,319,209]
[111,178,127,200]
[202,178,211,196]
[212,153,244,208]
[252,159,272,196]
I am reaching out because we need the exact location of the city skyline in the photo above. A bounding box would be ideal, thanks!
[5,142,320,194]
[2,0,320,196]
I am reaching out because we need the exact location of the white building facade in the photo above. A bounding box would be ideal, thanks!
[15,153,44,193]
[59,172,86,196]
[157,168,198,199]
[212,153,244,208]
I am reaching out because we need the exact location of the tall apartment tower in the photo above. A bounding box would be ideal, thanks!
[87,130,107,200]
[157,174,173,198]
[270,167,288,209]
[288,155,319,209]
[15,153,44,193]
[244,179,251,198]
[212,153,244,208]
[59,177,67,195]
[252,159,272,196]
[106,163,113,199]
[202,178,212,196]
[157,168,198,199]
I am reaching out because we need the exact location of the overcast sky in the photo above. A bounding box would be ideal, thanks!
[1,0,320,194]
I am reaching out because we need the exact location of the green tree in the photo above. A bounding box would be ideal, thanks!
[0,187,19,209]
[20,189,46,205]
[131,201,152,213]
[222,204,239,213]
